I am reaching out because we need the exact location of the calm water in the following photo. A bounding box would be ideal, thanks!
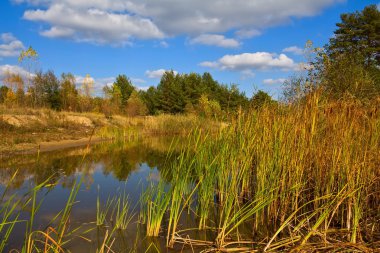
[0,136,204,252]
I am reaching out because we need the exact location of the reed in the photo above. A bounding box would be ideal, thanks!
[0,171,24,252]
[25,178,82,253]
[146,92,380,251]
[112,190,134,230]
[96,186,115,227]
[141,180,170,237]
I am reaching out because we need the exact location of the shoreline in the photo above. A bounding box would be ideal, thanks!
[0,136,110,157]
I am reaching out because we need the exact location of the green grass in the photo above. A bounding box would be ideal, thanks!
[142,92,380,251]
[140,180,170,237]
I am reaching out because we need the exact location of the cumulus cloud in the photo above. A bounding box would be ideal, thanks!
[263,78,287,85]
[283,46,304,55]
[200,52,299,71]
[145,69,178,79]
[16,0,341,44]
[235,29,261,39]
[74,75,115,95]
[190,34,240,48]
[23,3,164,44]
[0,33,25,57]
[0,64,31,79]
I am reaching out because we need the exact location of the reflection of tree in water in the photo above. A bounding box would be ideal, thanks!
[0,136,182,189]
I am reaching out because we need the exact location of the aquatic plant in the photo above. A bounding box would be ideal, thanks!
[141,180,170,237]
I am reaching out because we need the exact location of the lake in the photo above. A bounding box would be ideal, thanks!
[0,136,207,252]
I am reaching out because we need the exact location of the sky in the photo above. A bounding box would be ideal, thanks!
[0,0,379,98]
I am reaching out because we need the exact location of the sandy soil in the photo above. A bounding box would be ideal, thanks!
[1,136,110,157]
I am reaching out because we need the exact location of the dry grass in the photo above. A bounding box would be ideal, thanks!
[142,92,380,251]
[0,105,222,154]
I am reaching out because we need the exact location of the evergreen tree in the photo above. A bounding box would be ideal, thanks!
[328,4,380,67]
[156,71,186,113]
[140,87,159,115]
[251,90,274,109]
[113,75,135,110]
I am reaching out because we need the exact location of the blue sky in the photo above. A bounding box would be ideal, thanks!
[0,0,378,98]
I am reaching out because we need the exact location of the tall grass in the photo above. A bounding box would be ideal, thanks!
[144,92,380,251]
[113,192,134,230]
[0,171,23,252]
[140,180,170,237]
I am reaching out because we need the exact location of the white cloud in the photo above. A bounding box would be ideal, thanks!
[240,70,255,80]
[40,26,75,38]
[283,46,304,55]
[17,0,342,44]
[263,78,287,85]
[159,41,169,48]
[200,52,299,71]
[145,69,178,79]
[136,86,150,91]
[190,34,240,48]
[0,64,31,80]
[23,3,164,44]
[75,75,115,95]
[235,29,261,39]
[0,33,25,57]
[131,78,146,84]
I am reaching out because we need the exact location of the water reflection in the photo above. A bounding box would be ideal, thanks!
[0,136,185,252]
[0,136,178,189]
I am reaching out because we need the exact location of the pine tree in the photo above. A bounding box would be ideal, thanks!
[328,5,380,66]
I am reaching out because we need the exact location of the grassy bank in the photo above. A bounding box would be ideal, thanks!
[0,105,222,155]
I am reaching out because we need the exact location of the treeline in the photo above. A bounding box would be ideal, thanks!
[102,71,249,117]
[0,70,251,118]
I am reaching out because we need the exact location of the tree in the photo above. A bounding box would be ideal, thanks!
[156,71,186,114]
[251,90,274,109]
[197,94,222,119]
[60,73,78,111]
[140,87,159,115]
[19,46,38,106]
[103,84,121,114]
[113,75,135,110]
[2,71,25,106]
[0,86,9,104]
[328,5,380,67]
[32,70,61,109]
[81,74,94,98]
[4,89,16,108]
[319,53,377,99]
[125,91,148,117]
[312,4,380,100]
